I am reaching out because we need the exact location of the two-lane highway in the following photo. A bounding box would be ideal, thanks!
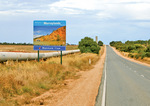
[95,46,150,106]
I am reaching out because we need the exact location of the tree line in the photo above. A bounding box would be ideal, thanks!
[110,39,150,59]
[0,42,33,45]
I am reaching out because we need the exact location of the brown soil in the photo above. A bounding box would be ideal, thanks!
[111,46,150,67]
[29,46,106,106]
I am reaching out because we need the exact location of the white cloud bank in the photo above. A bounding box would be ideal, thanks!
[49,0,150,20]
[0,0,150,20]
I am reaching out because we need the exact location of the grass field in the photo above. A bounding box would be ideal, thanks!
[0,45,78,53]
[0,45,104,105]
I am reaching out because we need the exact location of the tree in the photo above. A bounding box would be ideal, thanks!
[110,41,122,46]
[98,41,103,46]
[146,46,150,52]
[78,37,100,54]
[110,41,115,46]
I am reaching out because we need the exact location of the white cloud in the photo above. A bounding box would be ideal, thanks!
[49,0,100,10]
[49,0,150,20]
[0,0,150,21]
[96,12,113,19]
[125,3,150,20]
[49,6,83,15]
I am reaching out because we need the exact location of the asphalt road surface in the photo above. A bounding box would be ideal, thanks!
[95,46,150,106]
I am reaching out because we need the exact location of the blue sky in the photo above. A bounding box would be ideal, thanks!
[0,0,150,44]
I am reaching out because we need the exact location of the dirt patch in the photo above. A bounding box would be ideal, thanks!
[28,46,106,106]
[111,46,150,67]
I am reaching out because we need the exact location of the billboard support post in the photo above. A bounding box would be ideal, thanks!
[38,50,39,62]
[61,51,62,64]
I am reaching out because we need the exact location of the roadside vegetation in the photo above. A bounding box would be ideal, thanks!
[110,40,150,63]
[0,46,104,105]
[78,37,100,54]
[98,40,103,46]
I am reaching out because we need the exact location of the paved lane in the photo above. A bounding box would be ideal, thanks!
[95,46,150,106]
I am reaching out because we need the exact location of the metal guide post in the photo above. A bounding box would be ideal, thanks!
[38,50,39,62]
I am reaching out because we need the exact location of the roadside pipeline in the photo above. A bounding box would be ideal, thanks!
[0,50,80,62]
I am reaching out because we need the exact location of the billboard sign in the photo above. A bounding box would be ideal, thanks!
[33,20,66,51]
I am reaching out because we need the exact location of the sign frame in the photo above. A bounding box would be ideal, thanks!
[33,20,66,51]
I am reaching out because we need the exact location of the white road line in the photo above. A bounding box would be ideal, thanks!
[141,75,144,77]
[102,56,107,106]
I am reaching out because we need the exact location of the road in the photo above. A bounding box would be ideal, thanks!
[95,46,150,106]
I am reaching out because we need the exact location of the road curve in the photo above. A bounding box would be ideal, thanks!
[95,46,150,106]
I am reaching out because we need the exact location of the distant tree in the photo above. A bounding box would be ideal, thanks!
[110,41,115,46]
[0,42,33,45]
[98,41,103,46]
[110,41,122,46]
[148,39,150,44]
[146,46,150,52]
[78,37,100,54]
[66,43,70,45]
[23,42,26,45]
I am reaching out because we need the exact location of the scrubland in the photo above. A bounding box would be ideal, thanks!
[0,46,103,105]
[110,40,150,64]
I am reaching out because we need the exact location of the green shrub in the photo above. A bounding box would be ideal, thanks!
[22,86,33,94]
[146,46,150,52]
[38,83,49,90]
[135,44,143,49]
[135,55,140,59]
[128,53,134,58]
[78,37,100,54]
[127,45,136,52]
[138,50,145,53]
[110,41,115,46]
[98,41,103,46]
[138,52,146,59]
[145,52,150,57]
[131,50,138,53]
[141,55,145,59]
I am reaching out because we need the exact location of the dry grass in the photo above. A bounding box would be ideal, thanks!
[0,46,104,105]
[0,45,78,53]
